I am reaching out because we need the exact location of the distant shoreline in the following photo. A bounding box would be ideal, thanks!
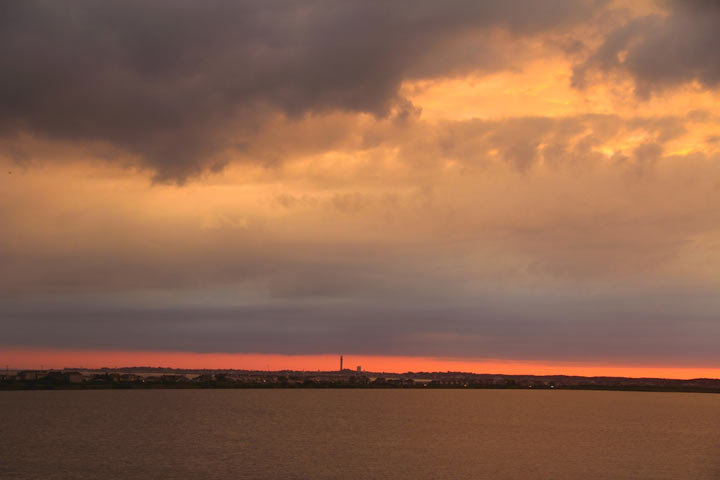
[2,384,720,394]
[2,368,719,393]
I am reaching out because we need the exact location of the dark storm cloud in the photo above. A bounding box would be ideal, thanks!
[0,0,606,182]
[573,0,720,97]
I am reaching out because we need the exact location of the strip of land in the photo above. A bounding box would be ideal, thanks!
[1,368,719,393]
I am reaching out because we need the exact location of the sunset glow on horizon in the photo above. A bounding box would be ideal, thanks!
[4,349,720,381]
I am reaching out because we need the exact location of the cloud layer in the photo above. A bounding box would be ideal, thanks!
[574,0,720,96]
[0,0,607,181]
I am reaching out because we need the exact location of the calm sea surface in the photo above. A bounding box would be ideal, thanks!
[1,389,718,479]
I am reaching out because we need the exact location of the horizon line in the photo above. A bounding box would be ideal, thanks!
[9,364,719,382]
[3,348,720,381]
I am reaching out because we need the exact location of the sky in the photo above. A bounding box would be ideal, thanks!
[2,0,720,378]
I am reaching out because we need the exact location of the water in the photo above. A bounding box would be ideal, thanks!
[1,389,718,479]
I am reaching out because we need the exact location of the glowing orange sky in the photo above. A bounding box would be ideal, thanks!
[2,349,719,380]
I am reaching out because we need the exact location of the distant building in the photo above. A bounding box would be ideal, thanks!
[17,371,43,381]
[340,355,343,371]
[65,372,84,383]
[0,372,17,381]
[357,366,362,372]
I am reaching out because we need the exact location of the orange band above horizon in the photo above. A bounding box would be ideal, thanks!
[1,348,718,380]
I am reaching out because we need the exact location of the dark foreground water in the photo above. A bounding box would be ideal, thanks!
[1,389,718,479]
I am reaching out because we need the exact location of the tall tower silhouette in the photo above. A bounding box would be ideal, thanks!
[340,355,343,372]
